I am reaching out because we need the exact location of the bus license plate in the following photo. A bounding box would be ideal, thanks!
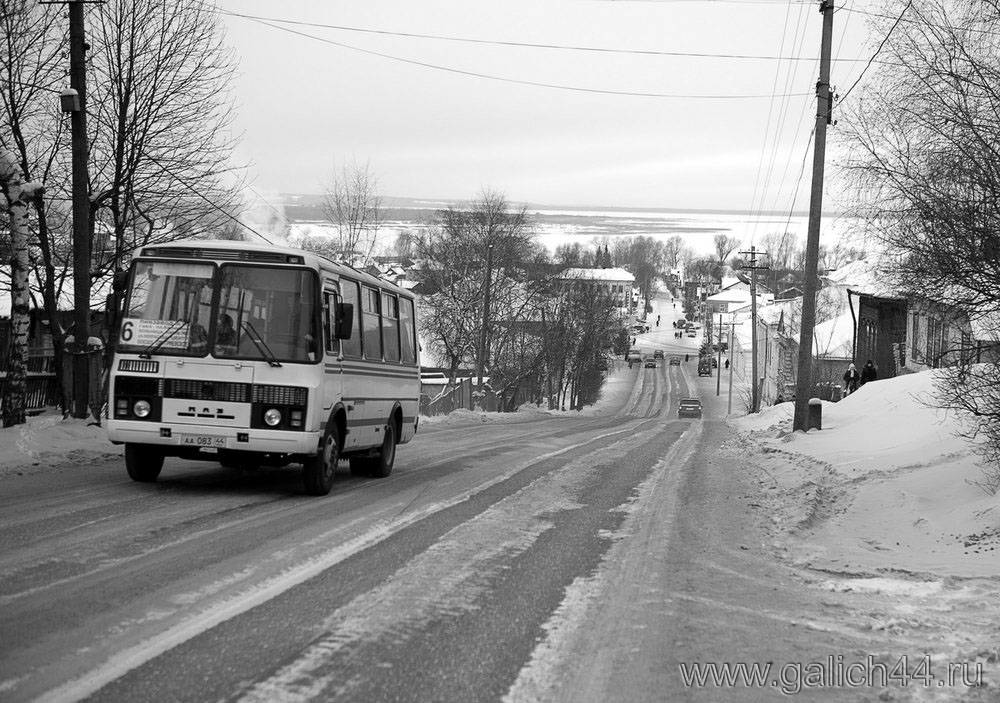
[181,435,227,449]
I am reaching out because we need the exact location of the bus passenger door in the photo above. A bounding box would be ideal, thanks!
[321,287,343,425]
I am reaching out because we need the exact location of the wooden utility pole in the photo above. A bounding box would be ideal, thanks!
[793,0,835,431]
[69,0,93,419]
[476,243,494,397]
[740,246,769,413]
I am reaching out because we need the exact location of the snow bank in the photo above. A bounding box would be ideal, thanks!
[731,369,1000,579]
[0,412,121,477]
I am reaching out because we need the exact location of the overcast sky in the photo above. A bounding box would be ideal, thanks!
[215,0,877,212]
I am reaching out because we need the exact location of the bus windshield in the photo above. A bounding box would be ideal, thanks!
[118,261,319,363]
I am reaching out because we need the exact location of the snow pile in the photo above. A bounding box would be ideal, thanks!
[731,369,1000,579]
[0,412,121,477]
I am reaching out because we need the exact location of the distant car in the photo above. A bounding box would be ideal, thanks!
[711,357,718,368]
[698,360,712,376]
[678,397,703,418]
[644,357,657,368]
[687,330,697,337]
[669,356,681,366]
[626,347,642,363]
[653,349,664,360]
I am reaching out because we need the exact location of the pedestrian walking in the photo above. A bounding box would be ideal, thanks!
[685,353,689,362]
[842,362,861,394]
[724,359,730,370]
[860,359,878,386]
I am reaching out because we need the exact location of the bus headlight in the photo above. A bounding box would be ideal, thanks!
[133,400,151,418]
[264,408,282,426]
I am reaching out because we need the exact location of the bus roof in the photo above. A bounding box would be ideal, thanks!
[137,239,414,298]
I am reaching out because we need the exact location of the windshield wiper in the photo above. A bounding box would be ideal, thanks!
[240,321,282,367]
[138,320,187,359]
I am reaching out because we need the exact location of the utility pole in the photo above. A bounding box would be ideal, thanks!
[740,246,769,413]
[68,0,93,419]
[476,243,494,398]
[716,313,723,396]
[793,0,835,431]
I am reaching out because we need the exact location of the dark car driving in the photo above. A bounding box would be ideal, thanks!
[678,397,702,418]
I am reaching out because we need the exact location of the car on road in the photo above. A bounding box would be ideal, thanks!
[653,349,664,360]
[698,359,712,376]
[669,355,681,365]
[686,330,697,337]
[678,397,702,418]
[626,347,642,363]
[644,357,657,368]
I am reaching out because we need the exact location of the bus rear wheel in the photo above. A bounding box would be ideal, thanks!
[369,421,396,478]
[348,422,396,478]
[303,424,339,496]
[124,443,164,483]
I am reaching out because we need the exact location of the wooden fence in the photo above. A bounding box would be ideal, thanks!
[420,378,499,416]
[0,355,61,414]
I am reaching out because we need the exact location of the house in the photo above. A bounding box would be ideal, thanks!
[556,267,636,310]
[828,257,1000,378]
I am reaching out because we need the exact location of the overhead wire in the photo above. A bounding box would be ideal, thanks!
[230,13,812,99]
[217,7,873,63]
[144,155,272,244]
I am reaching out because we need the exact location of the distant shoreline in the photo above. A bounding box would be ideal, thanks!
[272,193,817,219]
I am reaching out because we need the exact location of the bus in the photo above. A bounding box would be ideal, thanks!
[105,239,420,495]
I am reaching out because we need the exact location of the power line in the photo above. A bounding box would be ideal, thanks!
[145,155,272,244]
[236,15,813,99]
[836,0,912,107]
[218,7,873,63]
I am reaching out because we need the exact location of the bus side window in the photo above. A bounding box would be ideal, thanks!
[340,279,362,358]
[362,286,382,360]
[381,292,400,363]
[399,297,417,365]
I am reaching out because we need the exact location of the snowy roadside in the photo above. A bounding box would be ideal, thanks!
[728,370,1000,700]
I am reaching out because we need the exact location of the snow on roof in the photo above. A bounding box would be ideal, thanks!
[706,288,751,304]
[558,267,635,282]
[812,311,855,358]
[825,257,901,297]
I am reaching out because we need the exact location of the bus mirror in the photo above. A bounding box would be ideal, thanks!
[112,269,129,293]
[335,302,354,340]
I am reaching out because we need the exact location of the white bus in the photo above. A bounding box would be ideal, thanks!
[106,240,420,495]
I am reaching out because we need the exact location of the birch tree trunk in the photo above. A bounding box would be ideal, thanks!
[1,150,42,427]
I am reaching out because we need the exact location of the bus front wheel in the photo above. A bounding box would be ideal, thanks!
[303,424,340,496]
[124,443,164,483]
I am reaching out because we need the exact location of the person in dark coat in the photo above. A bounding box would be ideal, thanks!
[859,360,878,386]
[842,362,860,394]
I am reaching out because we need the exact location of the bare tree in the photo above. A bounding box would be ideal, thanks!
[663,235,684,271]
[2,0,244,413]
[320,160,383,265]
[88,0,244,272]
[1,0,74,413]
[712,234,741,269]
